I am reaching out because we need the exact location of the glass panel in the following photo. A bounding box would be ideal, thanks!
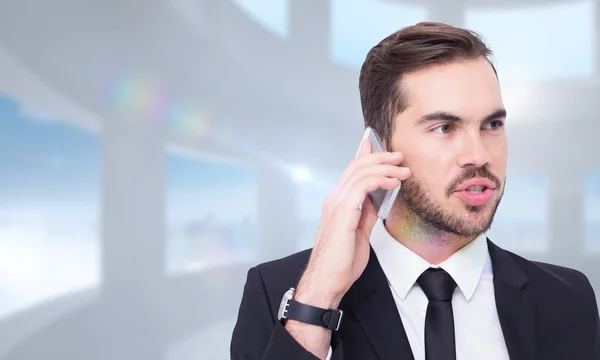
[585,172,600,253]
[331,0,427,68]
[231,0,290,38]
[0,93,100,319]
[296,167,340,250]
[166,147,258,274]
[466,1,595,82]
[487,173,549,252]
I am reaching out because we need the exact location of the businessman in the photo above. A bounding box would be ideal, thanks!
[230,22,600,360]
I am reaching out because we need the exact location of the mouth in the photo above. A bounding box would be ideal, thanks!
[454,178,497,193]
[463,185,489,193]
[452,178,497,206]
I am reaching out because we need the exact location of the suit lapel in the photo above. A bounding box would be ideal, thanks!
[340,247,414,360]
[488,240,537,360]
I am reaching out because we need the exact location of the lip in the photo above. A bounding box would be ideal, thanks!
[454,188,494,206]
[454,178,496,192]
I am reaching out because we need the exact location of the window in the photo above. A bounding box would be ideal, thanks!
[231,0,290,38]
[0,93,100,319]
[296,167,340,250]
[585,172,600,253]
[166,147,258,274]
[466,1,595,82]
[331,0,427,68]
[486,174,549,252]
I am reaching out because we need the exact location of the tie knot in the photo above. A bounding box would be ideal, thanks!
[417,268,457,302]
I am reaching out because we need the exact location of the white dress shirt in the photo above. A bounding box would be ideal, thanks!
[326,220,510,360]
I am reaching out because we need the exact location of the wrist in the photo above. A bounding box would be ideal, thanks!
[282,288,344,332]
[295,282,343,310]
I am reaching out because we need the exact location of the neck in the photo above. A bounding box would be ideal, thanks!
[384,205,476,265]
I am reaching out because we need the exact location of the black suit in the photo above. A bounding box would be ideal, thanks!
[231,240,600,360]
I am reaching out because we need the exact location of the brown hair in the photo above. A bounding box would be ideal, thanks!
[359,22,496,149]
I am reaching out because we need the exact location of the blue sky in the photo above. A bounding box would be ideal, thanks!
[0,94,101,318]
[330,1,427,68]
[165,152,258,225]
[586,172,600,222]
[0,92,262,315]
[0,95,100,206]
[166,153,256,190]
[0,92,259,225]
[465,0,595,82]
[228,0,595,81]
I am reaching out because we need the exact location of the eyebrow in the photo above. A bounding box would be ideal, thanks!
[416,108,507,125]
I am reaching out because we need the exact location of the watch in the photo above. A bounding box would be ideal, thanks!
[277,288,344,331]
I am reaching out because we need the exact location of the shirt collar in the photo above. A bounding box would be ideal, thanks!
[370,219,490,301]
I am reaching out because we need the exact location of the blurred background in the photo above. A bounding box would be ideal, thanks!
[0,0,598,359]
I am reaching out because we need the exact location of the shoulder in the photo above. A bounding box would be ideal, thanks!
[498,246,596,306]
[510,250,592,290]
[244,249,313,313]
[498,248,599,350]
[252,248,313,285]
[254,248,313,272]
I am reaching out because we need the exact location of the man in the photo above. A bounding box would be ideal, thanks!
[230,22,600,360]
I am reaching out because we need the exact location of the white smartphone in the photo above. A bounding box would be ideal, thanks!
[355,127,401,219]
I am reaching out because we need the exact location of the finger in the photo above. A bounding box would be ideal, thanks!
[357,195,379,237]
[339,164,409,200]
[357,150,403,166]
[343,176,401,213]
[341,164,409,192]
[334,140,371,193]
[337,151,404,191]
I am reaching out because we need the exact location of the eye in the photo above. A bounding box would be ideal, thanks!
[483,120,505,130]
[432,123,454,134]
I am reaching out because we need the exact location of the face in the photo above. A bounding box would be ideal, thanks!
[390,57,507,237]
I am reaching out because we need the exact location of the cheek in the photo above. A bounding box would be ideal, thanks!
[412,132,455,161]
[394,135,455,189]
[487,137,508,171]
[403,153,451,194]
[402,138,455,177]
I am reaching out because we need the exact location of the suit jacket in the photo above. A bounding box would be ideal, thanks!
[230,240,600,360]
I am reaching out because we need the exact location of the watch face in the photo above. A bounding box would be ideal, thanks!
[277,288,295,320]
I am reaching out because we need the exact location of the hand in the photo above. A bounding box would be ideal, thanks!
[295,140,411,308]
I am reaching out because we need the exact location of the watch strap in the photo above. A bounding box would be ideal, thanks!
[285,299,343,331]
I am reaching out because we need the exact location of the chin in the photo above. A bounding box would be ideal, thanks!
[464,204,490,213]
[462,203,499,232]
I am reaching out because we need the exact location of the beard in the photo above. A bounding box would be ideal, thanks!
[396,166,504,237]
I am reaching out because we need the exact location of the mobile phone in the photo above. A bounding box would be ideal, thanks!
[355,127,401,219]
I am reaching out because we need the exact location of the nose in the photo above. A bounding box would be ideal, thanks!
[456,132,491,168]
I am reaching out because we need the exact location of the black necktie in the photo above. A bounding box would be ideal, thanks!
[417,268,458,360]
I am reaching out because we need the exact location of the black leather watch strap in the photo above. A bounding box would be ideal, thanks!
[285,299,343,331]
